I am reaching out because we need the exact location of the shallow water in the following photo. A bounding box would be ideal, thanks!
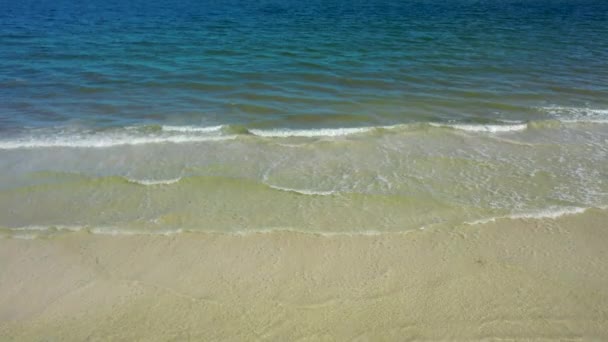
[1,0,607,236]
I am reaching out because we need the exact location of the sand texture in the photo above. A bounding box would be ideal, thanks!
[1,209,608,341]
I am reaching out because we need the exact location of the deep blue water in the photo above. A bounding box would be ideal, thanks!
[1,0,608,132]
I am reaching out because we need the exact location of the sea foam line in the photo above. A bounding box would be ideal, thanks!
[265,184,337,196]
[126,177,182,186]
[540,106,608,123]
[3,225,183,237]
[466,206,590,225]
[3,114,607,150]
[8,225,84,232]
[1,225,414,239]
[249,127,377,138]
[88,227,184,236]
[161,125,225,133]
[0,135,236,149]
[430,122,528,133]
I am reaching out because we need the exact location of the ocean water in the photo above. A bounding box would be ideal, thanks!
[1,0,607,237]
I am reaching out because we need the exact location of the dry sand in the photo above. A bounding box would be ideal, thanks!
[1,209,608,341]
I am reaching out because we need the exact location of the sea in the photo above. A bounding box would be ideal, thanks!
[1,0,607,238]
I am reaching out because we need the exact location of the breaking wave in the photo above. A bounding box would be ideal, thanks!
[430,122,528,133]
[126,178,183,186]
[1,112,607,150]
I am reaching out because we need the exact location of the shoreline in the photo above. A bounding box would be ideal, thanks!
[2,208,608,340]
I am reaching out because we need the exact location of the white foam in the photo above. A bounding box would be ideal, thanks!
[541,106,608,123]
[0,124,398,149]
[431,122,528,133]
[3,225,84,240]
[161,125,225,133]
[3,225,183,237]
[509,206,589,220]
[0,135,236,149]
[88,227,184,236]
[249,125,394,138]
[222,228,402,237]
[126,177,182,186]
[250,127,370,137]
[9,225,84,232]
[266,184,337,196]
[10,234,38,240]
[0,225,423,239]
[467,206,589,225]
[559,118,608,124]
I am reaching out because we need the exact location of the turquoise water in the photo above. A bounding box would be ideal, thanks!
[1,0,607,236]
[2,0,607,130]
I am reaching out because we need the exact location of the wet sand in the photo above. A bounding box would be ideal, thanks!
[1,209,608,341]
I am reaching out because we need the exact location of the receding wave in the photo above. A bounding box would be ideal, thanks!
[123,176,339,195]
[0,225,86,240]
[540,106,608,123]
[2,205,602,240]
[265,184,337,196]
[126,177,183,186]
[0,224,414,239]
[0,225,182,239]
[8,225,84,232]
[13,173,342,197]
[467,206,590,225]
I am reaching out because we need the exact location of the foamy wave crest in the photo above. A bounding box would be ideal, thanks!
[467,206,589,225]
[161,125,225,133]
[88,227,184,236]
[3,225,85,239]
[9,225,85,232]
[266,184,337,196]
[541,106,608,123]
[0,135,236,149]
[126,177,182,186]
[431,122,528,133]
[249,126,387,138]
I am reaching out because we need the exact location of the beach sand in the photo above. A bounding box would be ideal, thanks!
[1,209,608,341]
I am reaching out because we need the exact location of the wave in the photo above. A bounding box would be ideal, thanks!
[0,224,406,239]
[248,126,386,138]
[430,122,528,133]
[265,184,337,196]
[126,177,183,186]
[2,114,608,150]
[161,125,225,133]
[123,176,339,195]
[0,135,235,149]
[1,225,86,240]
[88,227,184,236]
[8,225,84,232]
[0,225,182,239]
[14,173,344,198]
[2,206,605,240]
[126,175,339,195]
[540,106,608,123]
[466,206,590,225]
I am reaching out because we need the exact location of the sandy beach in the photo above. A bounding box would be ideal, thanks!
[2,0,608,340]
[2,208,607,341]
